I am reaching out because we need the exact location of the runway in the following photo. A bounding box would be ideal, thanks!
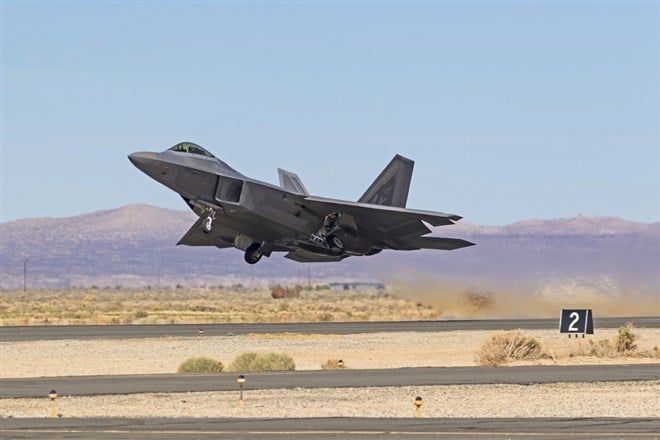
[2,417,659,439]
[2,364,658,398]
[1,316,657,341]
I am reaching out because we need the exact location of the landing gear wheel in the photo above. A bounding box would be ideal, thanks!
[326,235,345,253]
[244,243,263,264]
[202,216,213,234]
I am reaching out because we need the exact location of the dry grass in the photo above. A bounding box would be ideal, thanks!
[0,287,439,325]
[570,323,658,359]
[476,331,547,366]
[474,325,660,367]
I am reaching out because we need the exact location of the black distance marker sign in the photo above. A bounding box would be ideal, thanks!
[560,309,594,336]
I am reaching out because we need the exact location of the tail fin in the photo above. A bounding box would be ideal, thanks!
[358,154,414,207]
[278,168,309,195]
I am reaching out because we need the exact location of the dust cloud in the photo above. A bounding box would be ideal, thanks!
[386,273,659,319]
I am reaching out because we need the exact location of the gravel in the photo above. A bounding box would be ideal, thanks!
[2,381,658,418]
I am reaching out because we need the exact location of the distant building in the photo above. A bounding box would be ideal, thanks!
[329,282,386,291]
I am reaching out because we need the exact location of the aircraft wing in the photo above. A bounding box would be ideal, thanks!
[303,196,461,228]
[301,196,474,251]
[177,216,235,248]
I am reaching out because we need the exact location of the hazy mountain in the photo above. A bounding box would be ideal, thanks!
[1,205,658,302]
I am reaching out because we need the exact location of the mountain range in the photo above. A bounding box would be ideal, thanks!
[1,205,658,304]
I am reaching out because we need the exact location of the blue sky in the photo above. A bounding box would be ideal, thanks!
[1,1,658,225]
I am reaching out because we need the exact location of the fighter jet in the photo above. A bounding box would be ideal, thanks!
[128,142,474,264]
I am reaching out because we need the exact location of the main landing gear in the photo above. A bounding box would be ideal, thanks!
[244,243,264,264]
[309,212,346,254]
[326,234,345,253]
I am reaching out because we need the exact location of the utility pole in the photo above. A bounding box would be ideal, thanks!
[22,258,29,292]
[156,247,161,288]
[307,264,311,288]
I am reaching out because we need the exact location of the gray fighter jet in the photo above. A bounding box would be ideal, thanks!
[128,142,474,264]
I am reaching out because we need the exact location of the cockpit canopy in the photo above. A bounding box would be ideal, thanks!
[168,142,215,158]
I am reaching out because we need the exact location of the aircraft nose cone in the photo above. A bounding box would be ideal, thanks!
[128,151,167,181]
[128,151,158,169]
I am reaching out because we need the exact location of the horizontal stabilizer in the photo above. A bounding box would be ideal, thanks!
[278,168,309,195]
[408,236,475,251]
[284,249,350,263]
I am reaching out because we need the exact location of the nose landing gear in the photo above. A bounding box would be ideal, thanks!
[202,209,216,234]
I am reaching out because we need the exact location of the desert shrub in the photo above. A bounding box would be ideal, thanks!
[230,352,295,371]
[321,359,346,370]
[586,323,638,357]
[476,331,545,366]
[566,322,649,359]
[134,310,148,318]
[230,352,258,371]
[588,339,616,357]
[177,356,224,373]
[288,285,302,298]
[615,323,637,353]
[82,294,98,303]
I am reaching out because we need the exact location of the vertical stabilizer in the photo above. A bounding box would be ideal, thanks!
[278,168,309,195]
[358,155,414,207]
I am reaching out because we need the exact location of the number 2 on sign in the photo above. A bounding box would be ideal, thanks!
[568,311,580,331]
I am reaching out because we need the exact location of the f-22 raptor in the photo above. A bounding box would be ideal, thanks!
[129,142,474,264]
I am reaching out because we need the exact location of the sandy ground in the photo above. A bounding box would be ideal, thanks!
[1,329,659,378]
[2,381,659,418]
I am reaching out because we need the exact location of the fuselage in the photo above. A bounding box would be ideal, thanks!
[129,150,318,241]
[129,143,339,251]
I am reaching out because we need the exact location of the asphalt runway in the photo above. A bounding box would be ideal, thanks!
[2,417,659,439]
[1,316,657,341]
[3,364,658,398]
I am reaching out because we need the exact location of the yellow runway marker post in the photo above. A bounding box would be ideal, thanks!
[414,396,423,418]
[48,390,58,418]
[236,375,246,406]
